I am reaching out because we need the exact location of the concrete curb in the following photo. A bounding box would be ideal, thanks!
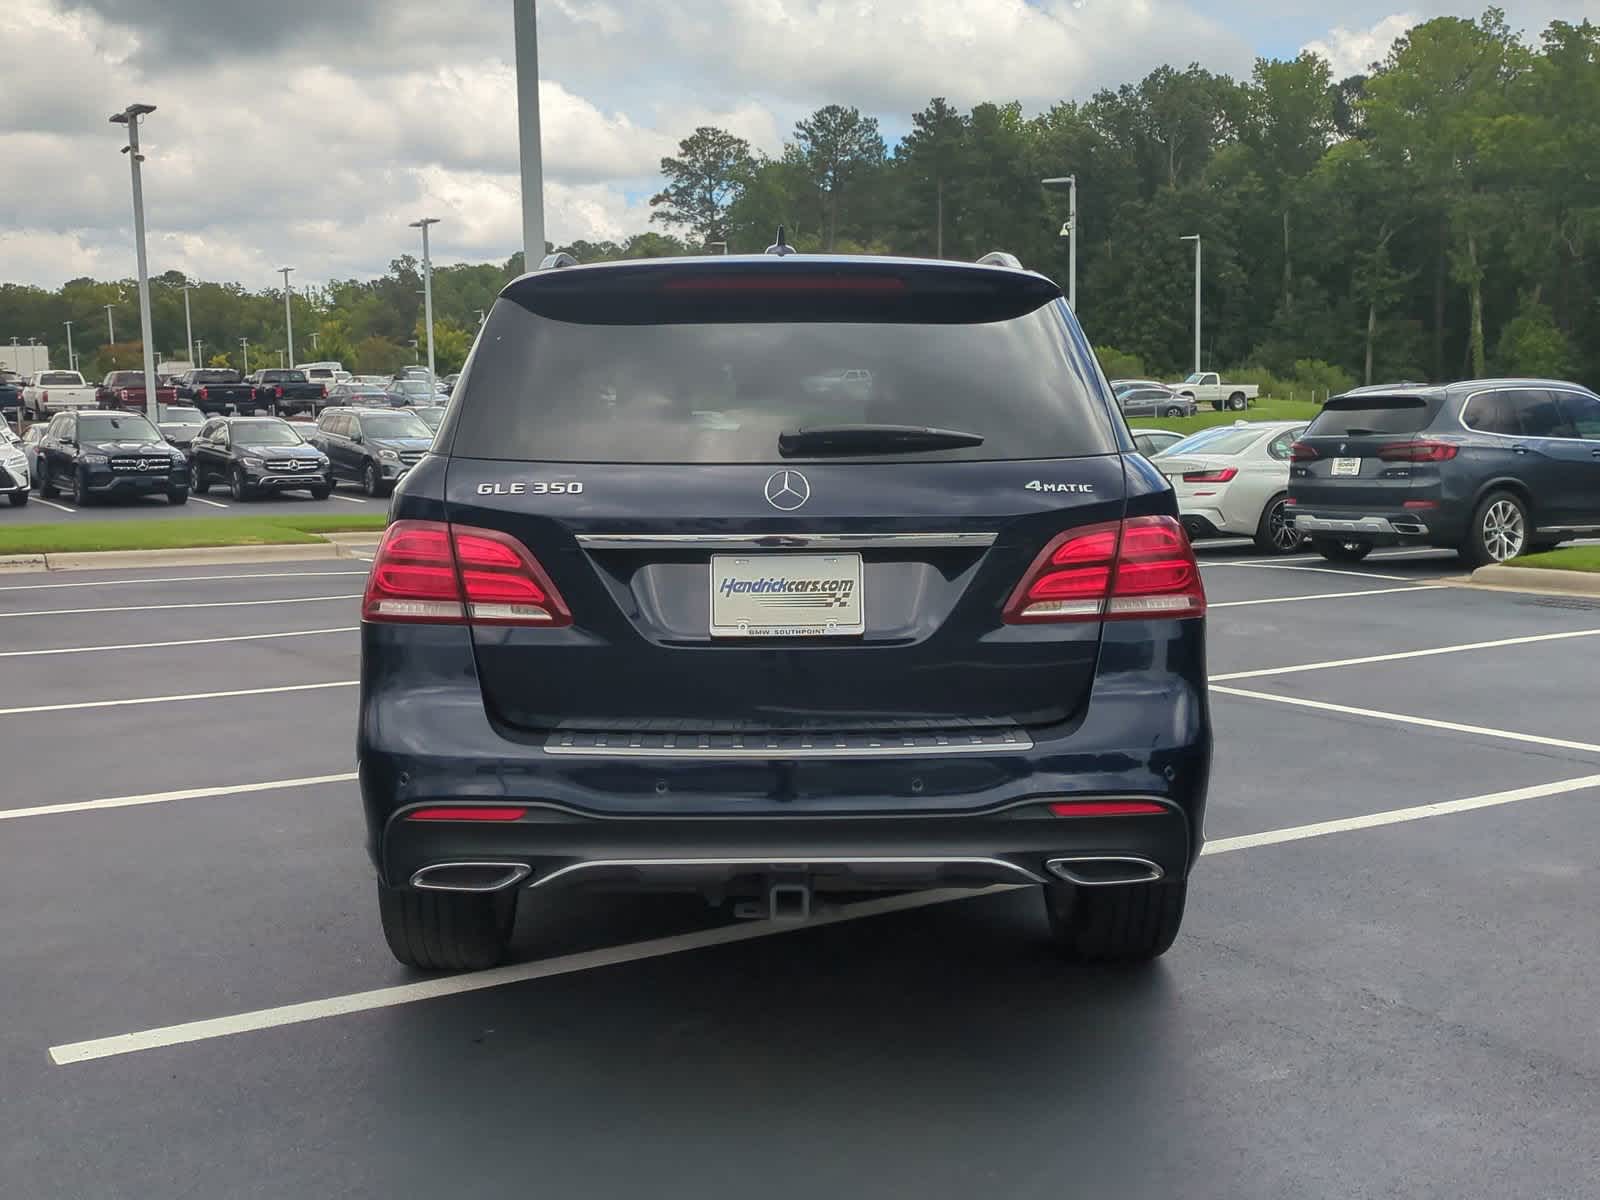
[1469,564,1600,597]
[0,536,383,575]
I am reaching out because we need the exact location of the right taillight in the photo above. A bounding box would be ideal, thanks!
[198,386,209,400]
[363,519,571,627]
[1003,516,1205,624]
[1377,440,1458,462]
[1290,441,1319,462]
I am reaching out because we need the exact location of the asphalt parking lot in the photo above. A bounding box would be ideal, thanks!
[4,544,1600,1198]
[11,484,381,521]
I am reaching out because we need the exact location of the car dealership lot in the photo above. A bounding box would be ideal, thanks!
[3,550,1599,1198]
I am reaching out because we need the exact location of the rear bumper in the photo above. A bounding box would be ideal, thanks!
[358,622,1212,889]
[1292,506,1461,545]
[379,803,1193,897]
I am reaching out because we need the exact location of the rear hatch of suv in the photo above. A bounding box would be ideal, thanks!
[1291,391,1452,510]
[424,258,1154,740]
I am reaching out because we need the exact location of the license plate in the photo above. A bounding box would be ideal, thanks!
[710,554,864,638]
[1331,457,1362,477]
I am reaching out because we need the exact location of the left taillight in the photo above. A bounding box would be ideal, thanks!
[363,519,572,627]
[1181,467,1238,483]
[1003,516,1206,623]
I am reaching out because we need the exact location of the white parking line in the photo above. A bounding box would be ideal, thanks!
[0,626,357,659]
[1211,684,1600,755]
[1210,585,1446,608]
[1203,561,1411,581]
[1211,627,1600,682]
[0,679,357,717]
[0,593,361,618]
[48,770,1600,1065]
[33,498,76,514]
[0,772,357,823]
[188,496,230,509]
[328,494,367,504]
[0,569,368,592]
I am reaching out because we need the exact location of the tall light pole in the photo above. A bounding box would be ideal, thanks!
[195,338,205,366]
[1041,176,1077,312]
[409,339,420,364]
[181,284,195,367]
[63,321,75,372]
[278,267,296,368]
[104,304,116,343]
[1180,235,1202,375]
[110,103,160,422]
[410,217,440,393]
[240,337,250,374]
[513,0,545,267]
[310,332,319,351]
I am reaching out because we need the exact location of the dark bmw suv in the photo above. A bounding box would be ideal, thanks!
[1291,379,1600,565]
[359,252,1211,971]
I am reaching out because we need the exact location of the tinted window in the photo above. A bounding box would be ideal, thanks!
[1164,426,1258,456]
[1557,390,1600,439]
[39,372,82,386]
[1513,391,1576,439]
[451,303,1114,463]
[1307,394,1443,436]
[192,370,241,384]
[1165,427,1269,456]
[79,414,162,443]
[1462,391,1522,437]
[260,370,306,383]
[105,372,144,387]
[359,413,431,439]
[1266,428,1306,460]
[229,420,302,446]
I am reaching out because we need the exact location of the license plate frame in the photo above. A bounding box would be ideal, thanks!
[1331,457,1362,477]
[709,553,865,638]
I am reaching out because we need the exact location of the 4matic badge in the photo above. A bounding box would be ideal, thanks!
[1025,480,1094,494]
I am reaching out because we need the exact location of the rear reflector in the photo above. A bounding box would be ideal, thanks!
[406,807,529,822]
[1048,800,1167,817]
[1403,499,1439,510]
[1181,467,1238,483]
[363,520,572,626]
[1378,440,1459,462]
[1003,516,1205,623]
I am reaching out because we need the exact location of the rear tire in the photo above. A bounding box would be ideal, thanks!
[1460,490,1529,567]
[1254,494,1302,555]
[1163,405,1186,418]
[378,883,517,971]
[1045,879,1187,964]
[1227,392,1248,411]
[1313,537,1373,563]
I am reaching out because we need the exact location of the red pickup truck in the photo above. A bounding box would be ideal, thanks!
[97,370,178,412]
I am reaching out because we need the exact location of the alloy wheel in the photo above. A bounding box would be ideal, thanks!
[1267,500,1301,552]
[1481,499,1526,562]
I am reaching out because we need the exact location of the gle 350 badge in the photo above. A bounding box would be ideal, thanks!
[476,480,586,495]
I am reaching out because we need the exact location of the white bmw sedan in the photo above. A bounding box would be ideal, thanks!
[1153,420,1308,555]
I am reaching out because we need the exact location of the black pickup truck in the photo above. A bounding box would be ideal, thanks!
[176,368,256,415]
[246,369,326,416]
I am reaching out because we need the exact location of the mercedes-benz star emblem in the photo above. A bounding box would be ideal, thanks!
[764,469,811,511]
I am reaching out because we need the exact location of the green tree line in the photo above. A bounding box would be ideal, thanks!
[4,9,1596,391]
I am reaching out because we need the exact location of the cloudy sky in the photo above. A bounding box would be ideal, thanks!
[1,0,1591,288]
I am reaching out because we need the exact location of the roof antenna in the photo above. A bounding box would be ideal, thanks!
[764,226,797,257]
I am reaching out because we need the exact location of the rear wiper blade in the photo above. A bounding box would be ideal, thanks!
[778,423,985,456]
[1339,428,1383,437]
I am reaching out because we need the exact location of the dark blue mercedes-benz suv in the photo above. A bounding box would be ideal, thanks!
[358,250,1211,970]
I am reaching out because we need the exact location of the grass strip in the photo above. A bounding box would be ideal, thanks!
[1509,546,1600,573]
[0,515,386,556]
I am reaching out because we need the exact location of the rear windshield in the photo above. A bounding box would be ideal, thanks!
[1166,427,1265,456]
[448,303,1113,463]
[261,370,306,383]
[1305,394,1442,436]
[106,372,144,386]
[193,370,240,383]
[40,372,82,386]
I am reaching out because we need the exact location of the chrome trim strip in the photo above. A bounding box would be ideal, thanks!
[1044,856,1165,886]
[544,729,1034,759]
[574,532,998,551]
[411,861,533,893]
[529,856,1046,889]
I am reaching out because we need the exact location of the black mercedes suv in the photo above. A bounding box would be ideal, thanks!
[1291,379,1600,564]
[359,250,1212,971]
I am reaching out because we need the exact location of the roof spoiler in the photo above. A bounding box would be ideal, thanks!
[976,251,1023,269]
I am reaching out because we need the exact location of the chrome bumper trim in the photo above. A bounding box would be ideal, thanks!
[1293,514,1428,537]
[528,856,1047,889]
[575,532,997,551]
[543,727,1034,759]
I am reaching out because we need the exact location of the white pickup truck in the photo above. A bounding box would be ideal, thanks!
[23,370,98,420]
[1168,372,1259,412]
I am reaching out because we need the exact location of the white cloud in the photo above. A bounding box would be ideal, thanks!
[1303,13,1419,78]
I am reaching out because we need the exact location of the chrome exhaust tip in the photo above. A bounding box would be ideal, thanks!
[1044,856,1164,887]
[411,862,532,893]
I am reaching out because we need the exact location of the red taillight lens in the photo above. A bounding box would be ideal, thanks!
[198,386,209,400]
[406,806,528,822]
[362,520,571,626]
[1378,440,1458,462]
[1403,499,1439,510]
[1003,516,1205,623]
[1180,467,1238,483]
[321,384,328,398]
[1048,800,1167,817]
[118,388,129,401]
[275,385,284,399]
[1290,441,1318,462]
